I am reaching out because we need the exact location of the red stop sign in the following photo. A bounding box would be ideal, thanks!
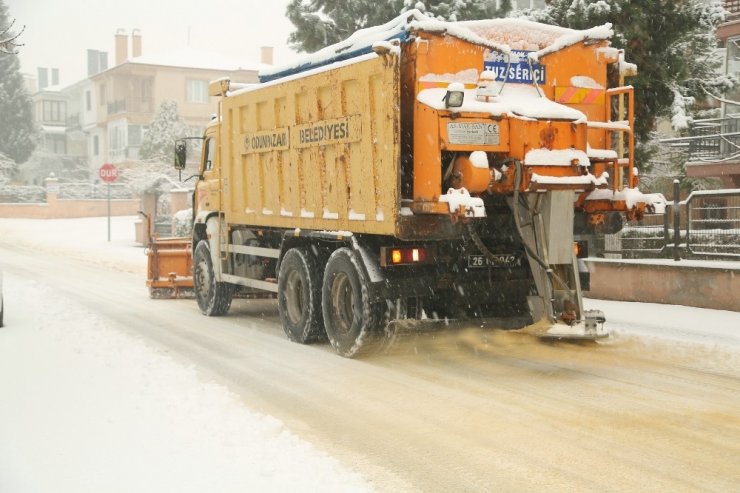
[99,163,119,183]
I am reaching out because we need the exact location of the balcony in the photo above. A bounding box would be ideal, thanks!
[106,97,154,116]
[66,113,81,130]
[726,1,740,21]
[661,116,740,163]
[660,116,740,188]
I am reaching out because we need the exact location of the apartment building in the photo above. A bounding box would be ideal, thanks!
[26,30,266,182]
[682,0,740,188]
[88,29,263,168]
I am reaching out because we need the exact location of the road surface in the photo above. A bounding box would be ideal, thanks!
[1,220,739,492]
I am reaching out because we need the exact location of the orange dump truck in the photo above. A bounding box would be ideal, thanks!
[163,11,664,356]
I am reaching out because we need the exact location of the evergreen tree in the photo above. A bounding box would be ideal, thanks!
[139,100,189,162]
[0,0,36,168]
[525,0,734,141]
[286,0,508,53]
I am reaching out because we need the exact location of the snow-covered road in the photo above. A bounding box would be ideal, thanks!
[1,216,739,492]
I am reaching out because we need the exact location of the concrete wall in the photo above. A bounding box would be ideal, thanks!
[586,258,740,312]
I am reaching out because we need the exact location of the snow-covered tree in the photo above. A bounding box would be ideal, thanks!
[0,16,23,55]
[139,100,189,162]
[124,100,190,225]
[286,0,510,53]
[0,0,36,167]
[524,0,734,141]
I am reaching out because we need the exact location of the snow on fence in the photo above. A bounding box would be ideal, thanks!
[598,189,740,260]
[0,177,139,219]
[58,182,133,200]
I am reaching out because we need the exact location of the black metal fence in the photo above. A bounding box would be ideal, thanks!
[597,187,740,260]
[661,116,740,163]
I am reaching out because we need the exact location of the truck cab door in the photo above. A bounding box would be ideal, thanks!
[195,132,221,217]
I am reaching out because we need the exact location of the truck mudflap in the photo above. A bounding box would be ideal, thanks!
[532,309,608,340]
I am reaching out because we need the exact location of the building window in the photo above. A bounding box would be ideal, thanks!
[128,125,142,146]
[109,126,123,152]
[86,90,92,111]
[93,136,99,156]
[41,100,66,123]
[186,80,209,103]
[45,135,65,154]
[53,136,65,154]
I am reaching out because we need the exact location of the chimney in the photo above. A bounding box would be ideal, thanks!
[51,68,59,86]
[115,28,128,65]
[260,46,274,65]
[131,28,142,58]
[87,49,109,75]
[87,49,99,76]
[37,67,49,91]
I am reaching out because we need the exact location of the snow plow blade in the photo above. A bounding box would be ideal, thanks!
[146,237,194,299]
[535,310,608,340]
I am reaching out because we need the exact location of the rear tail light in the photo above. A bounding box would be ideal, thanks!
[574,240,589,258]
[381,246,428,266]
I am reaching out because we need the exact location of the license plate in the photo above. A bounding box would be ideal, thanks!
[467,254,521,268]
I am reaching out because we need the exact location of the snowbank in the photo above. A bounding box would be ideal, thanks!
[0,274,371,493]
[0,216,144,274]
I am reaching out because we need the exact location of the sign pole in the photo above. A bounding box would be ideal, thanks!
[107,182,111,242]
[98,163,119,242]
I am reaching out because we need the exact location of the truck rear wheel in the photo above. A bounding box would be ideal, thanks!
[193,240,233,316]
[278,248,325,343]
[322,248,387,358]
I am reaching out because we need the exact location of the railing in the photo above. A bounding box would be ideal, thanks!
[107,99,126,115]
[59,182,133,200]
[600,213,667,259]
[596,187,740,260]
[660,116,740,162]
[726,0,740,15]
[106,97,154,115]
[66,114,80,129]
[685,189,740,258]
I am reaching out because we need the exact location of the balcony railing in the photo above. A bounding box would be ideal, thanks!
[106,97,154,116]
[725,0,740,22]
[107,99,126,115]
[66,113,80,129]
[660,115,740,163]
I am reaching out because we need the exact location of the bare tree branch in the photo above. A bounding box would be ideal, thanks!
[0,18,25,55]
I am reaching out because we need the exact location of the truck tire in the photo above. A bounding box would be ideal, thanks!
[193,240,233,316]
[322,248,387,358]
[278,248,325,343]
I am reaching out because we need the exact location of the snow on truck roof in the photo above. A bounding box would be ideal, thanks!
[260,9,613,82]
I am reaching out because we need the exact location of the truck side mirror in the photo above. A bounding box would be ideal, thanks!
[174,140,187,170]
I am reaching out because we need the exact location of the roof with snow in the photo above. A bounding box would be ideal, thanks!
[260,9,613,82]
[125,48,264,73]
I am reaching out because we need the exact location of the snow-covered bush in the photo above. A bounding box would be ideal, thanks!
[0,184,45,203]
[173,208,193,237]
[59,183,134,200]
